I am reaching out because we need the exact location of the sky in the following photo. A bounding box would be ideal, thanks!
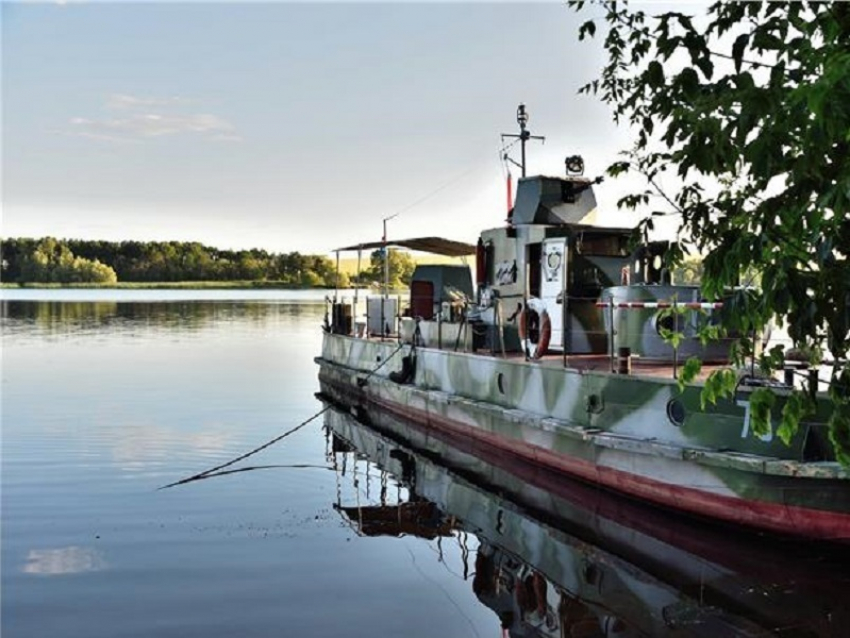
[3,1,641,255]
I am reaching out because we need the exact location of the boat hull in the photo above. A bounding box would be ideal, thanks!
[316,333,850,542]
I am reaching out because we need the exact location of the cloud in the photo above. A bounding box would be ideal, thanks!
[23,546,107,576]
[66,94,241,143]
[105,93,187,110]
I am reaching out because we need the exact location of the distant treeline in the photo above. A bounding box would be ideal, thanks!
[0,237,352,287]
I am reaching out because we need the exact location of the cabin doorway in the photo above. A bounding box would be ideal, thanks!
[540,238,567,351]
[527,243,542,298]
[410,280,435,320]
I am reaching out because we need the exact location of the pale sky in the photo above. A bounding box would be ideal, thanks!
[3,1,641,255]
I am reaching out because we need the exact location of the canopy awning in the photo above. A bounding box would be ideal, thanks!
[333,236,476,257]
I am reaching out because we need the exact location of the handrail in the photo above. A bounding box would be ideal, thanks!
[596,301,724,310]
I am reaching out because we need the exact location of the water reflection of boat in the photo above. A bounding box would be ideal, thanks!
[323,401,850,637]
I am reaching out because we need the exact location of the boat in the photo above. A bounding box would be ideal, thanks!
[315,106,850,542]
[324,402,850,636]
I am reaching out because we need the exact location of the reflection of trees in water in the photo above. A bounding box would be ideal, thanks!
[1,300,327,338]
[2,301,119,334]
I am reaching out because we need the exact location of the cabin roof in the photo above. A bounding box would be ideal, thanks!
[333,236,476,257]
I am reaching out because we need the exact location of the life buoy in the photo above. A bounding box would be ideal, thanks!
[518,297,551,359]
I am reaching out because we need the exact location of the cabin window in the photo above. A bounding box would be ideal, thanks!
[576,233,629,257]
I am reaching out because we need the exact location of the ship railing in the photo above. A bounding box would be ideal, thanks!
[326,293,823,388]
[594,300,726,378]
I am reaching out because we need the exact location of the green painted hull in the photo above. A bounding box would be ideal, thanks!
[316,332,850,541]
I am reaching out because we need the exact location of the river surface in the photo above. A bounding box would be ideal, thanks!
[2,289,496,638]
[2,289,849,637]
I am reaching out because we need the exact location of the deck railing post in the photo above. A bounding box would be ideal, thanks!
[672,302,679,380]
[438,307,442,350]
[608,299,616,373]
[354,248,362,329]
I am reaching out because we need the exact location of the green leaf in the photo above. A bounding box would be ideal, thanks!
[579,19,597,40]
[647,60,665,87]
[779,391,809,445]
[695,56,714,79]
[749,388,776,438]
[678,357,703,391]
[731,34,749,73]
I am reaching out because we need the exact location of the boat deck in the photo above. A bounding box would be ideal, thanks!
[363,333,730,383]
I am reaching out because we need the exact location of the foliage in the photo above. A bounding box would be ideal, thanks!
[360,248,417,289]
[672,255,703,284]
[572,1,850,461]
[9,237,117,284]
[0,237,349,288]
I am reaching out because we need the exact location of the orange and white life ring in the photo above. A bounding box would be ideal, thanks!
[518,297,551,360]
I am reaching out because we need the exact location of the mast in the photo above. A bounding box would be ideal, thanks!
[501,103,545,178]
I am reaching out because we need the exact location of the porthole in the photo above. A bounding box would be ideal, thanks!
[583,562,600,586]
[667,399,686,426]
[654,312,685,336]
[586,393,604,414]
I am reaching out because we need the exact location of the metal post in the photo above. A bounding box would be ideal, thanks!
[381,213,400,341]
[562,243,568,369]
[784,367,795,387]
[609,300,616,373]
[672,302,679,380]
[520,133,527,178]
[354,247,362,333]
[383,218,389,299]
[522,249,529,361]
[673,343,679,379]
[496,298,506,357]
[381,220,388,341]
[334,250,340,304]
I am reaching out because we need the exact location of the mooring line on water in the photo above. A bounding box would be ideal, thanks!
[167,462,337,485]
[158,407,330,490]
[160,341,408,490]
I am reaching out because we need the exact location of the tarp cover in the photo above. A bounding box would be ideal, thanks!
[334,236,475,257]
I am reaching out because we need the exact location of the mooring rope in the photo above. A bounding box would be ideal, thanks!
[160,341,408,490]
[158,408,330,490]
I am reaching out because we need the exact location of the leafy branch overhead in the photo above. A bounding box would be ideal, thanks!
[570,1,850,462]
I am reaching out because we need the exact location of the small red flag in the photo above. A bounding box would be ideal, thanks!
[506,170,513,217]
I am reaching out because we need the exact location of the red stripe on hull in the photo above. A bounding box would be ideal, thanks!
[357,392,850,542]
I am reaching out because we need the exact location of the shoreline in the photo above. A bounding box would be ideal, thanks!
[0,281,349,290]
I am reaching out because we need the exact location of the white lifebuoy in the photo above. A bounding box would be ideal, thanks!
[518,297,551,360]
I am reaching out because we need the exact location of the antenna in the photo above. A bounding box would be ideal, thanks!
[500,103,545,178]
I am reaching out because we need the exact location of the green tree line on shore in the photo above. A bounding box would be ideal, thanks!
[0,237,352,286]
[0,237,419,288]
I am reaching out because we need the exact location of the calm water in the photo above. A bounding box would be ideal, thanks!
[3,290,849,637]
[2,290,496,638]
